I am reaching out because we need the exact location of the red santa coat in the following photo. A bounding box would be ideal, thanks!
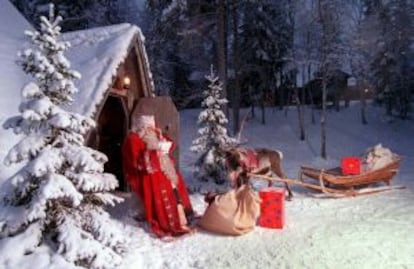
[122,131,193,237]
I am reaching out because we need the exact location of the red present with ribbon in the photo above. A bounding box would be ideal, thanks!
[341,157,361,175]
[258,188,285,229]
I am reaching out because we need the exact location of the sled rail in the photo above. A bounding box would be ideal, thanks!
[299,155,401,188]
[247,155,404,198]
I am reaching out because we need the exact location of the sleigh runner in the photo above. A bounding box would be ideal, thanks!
[300,155,401,187]
[247,154,403,198]
[298,154,403,197]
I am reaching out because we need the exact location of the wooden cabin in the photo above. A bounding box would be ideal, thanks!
[0,1,180,190]
[76,26,155,191]
[62,24,180,191]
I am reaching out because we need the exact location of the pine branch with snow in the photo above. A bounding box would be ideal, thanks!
[191,66,235,184]
[0,5,127,269]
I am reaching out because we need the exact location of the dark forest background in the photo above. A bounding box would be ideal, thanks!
[11,0,413,131]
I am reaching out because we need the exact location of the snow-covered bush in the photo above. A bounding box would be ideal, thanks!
[0,5,127,269]
[191,66,235,184]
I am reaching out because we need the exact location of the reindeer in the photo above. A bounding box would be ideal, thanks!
[223,147,293,200]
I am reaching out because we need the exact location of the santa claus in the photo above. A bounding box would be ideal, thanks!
[122,115,195,237]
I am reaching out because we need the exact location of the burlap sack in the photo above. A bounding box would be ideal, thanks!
[198,185,261,236]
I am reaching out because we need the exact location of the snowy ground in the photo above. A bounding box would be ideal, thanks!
[2,102,414,269]
[115,102,414,269]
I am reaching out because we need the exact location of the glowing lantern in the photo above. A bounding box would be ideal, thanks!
[123,76,131,89]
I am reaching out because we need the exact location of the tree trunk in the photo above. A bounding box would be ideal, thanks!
[251,103,256,118]
[231,0,240,135]
[307,63,316,124]
[298,65,306,140]
[295,87,305,140]
[301,65,307,106]
[359,82,367,125]
[261,94,266,124]
[334,80,340,112]
[217,0,228,116]
[321,78,327,159]
[261,69,267,125]
[317,0,333,160]
[278,70,284,110]
[261,70,267,125]
[284,88,291,117]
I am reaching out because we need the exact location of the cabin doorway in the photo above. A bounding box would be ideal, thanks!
[98,96,128,190]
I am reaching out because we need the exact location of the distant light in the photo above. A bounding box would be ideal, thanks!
[364,89,369,93]
[123,76,131,89]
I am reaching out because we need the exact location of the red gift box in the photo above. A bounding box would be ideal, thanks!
[341,157,361,175]
[258,188,285,229]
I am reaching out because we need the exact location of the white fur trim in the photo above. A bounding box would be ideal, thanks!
[276,150,283,159]
[133,115,155,131]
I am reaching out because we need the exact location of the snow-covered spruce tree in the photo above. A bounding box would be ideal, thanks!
[0,6,127,269]
[191,67,235,184]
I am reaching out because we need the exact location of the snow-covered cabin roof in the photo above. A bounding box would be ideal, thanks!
[61,23,154,117]
[0,0,153,183]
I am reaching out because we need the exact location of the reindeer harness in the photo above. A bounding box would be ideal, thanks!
[238,149,259,172]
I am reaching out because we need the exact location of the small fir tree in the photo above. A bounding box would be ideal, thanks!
[0,5,127,269]
[191,67,234,184]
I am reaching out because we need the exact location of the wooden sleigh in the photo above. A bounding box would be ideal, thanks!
[248,155,404,198]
